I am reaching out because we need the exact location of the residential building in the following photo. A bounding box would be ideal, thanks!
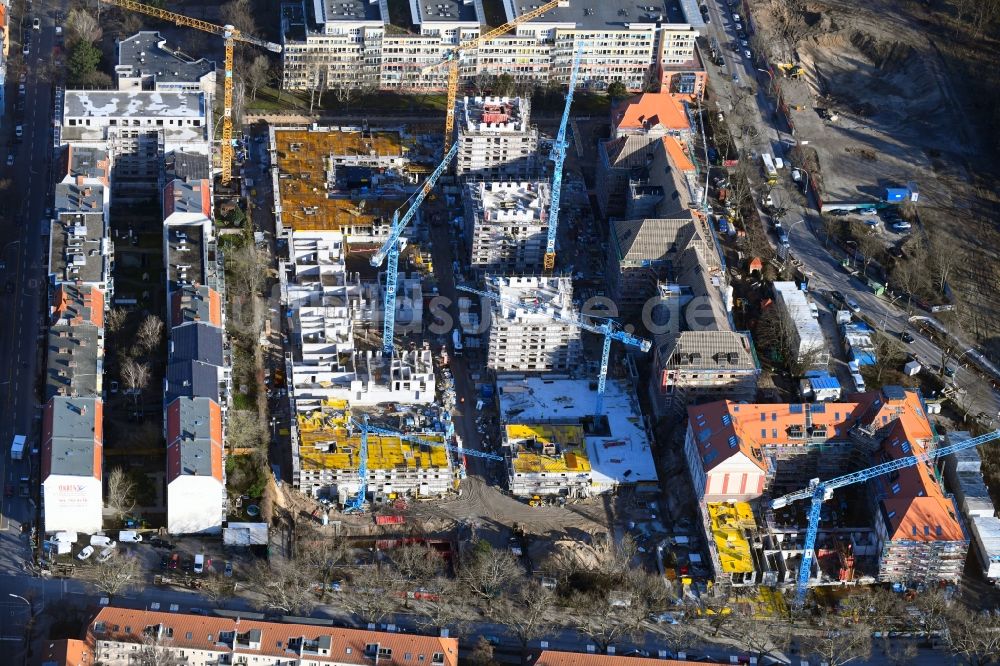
[968,515,1000,583]
[485,276,582,374]
[608,215,698,312]
[454,97,539,181]
[166,396,225,534]
[48,212,113,293]
[498,377,658,494]
[45,284,105,400]
[42,396,104,534]
[280,0,699,94]
[535,651,724,666]
[165,322,228,405]
[162,178,212,229]
[942,433,996,518]
[464,180,550,274]
[611,92,692,139]
[38,639,93,666]
[705,501,758,587]
[296,404,453,502]
[170,283,223,329]
[684,387,969,587]
[654,328,758,406]
[772,282,830,368]
[115,31,216,95]
[85,606,458,666]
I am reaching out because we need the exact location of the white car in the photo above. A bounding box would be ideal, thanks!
[892,221,912,231]
[77,546,95,561]
[32,18,41,30]
[744,49,752,59]
[97,545,116,562]
[5,154,13,167]
[846,297,862,313]
[733,12,741,21]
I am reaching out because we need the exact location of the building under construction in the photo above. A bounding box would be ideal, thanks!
[464,181,550,274]
[454,97,539,181]
[293,401,454,501]
[504,424,591,498]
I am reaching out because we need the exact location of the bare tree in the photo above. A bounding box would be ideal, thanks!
[856,233,884,277]
[458,544,522,601]
[472,70,493,96]
[67,8,103,44]
[489,583,554,648]
[946,606,1000,665]
[802,621,873,666]
[569,589,648,652]
[466,636,497,666]
[247,561,317,615]
[340,565,401,624]
[220,0,259,38]
[137,314,165,354]
[869,328,905,383]
[201,575,238,607]
[245,54,272,101]
[408,576,465,634]
[293,526,350,597]
[390,542,446,581]
[131,634,187,666]
[590,533,638,581]
[119,355,151,407]
[105,308,128,336]
[929,229,961,295]
[721,603,792,663]
[226,410,269,452]
[105,467,136,523]
[912,589,952,646]
[332,84,356,113]
[92,554,141,598]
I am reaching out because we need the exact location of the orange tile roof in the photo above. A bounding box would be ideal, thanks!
[663,136,695,173]
[612,93,691,133]
[87,607,458,666]
[38,638,93,666]
[535,650,727,666]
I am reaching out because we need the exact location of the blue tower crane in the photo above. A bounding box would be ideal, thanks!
[771,428,1000,606]
[344,414,504,513]
[457,282,651,418]
[543,43,585,272]
[371,143,459,356]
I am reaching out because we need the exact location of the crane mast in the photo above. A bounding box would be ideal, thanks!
[544,43,584,271]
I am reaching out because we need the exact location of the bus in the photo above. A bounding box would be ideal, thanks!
[761,153,778,185]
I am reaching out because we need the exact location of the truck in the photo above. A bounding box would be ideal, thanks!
[10,435,26,460]
[760,153,778,185]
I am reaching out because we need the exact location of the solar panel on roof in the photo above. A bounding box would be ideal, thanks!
[728,435,738,449]
[722,414,731,426]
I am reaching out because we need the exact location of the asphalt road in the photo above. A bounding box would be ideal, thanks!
[0,0,64,568]
[701,0,1000,422]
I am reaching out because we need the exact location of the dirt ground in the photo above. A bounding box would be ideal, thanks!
[750,0,1000,354]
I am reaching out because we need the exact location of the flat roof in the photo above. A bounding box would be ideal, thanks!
[506,423,591,474]
[54,182,104,215]
[166,150,211,181]
[497,377,657,486]
[64,91,205,118]
[509,0,675,29]
[64,145,110,183]
[470,180,549,221]
[414,0,479,23]
[166,224,206,290]
[319,0,383,22]
[117,31,215,84]
[490,275,577,323]
[458,96,532,134]
[49,213,108,285]
[46,324,101,400]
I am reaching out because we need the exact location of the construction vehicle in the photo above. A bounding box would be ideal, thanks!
[370,143,458,355]
[421,0,565,151]
[344,415,502,514]
[100,0,282,184]
[771,428,1000,606]
[543,42,583,271]
[457,281,651,418]
[528,495,542,507]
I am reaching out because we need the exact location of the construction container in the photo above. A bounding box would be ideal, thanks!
[375,514,406,526]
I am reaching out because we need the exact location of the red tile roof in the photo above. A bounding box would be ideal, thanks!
[87,607,458,666]
[38,638,93,666]
[612,93,690,133]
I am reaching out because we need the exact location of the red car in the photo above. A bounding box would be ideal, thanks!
[4,485,13,497]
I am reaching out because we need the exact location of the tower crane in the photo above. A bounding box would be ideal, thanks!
[543,42,584,271]
[457,282,651,418]
[371,142,458,356]
[420,0,567,151]
[771,428,1000,606]
[100,0,282,184]
[344,416,503,513]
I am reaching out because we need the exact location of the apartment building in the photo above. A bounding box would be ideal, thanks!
[498,377,658,494]
[772,282,830,368]
[611,92,692,139]
[45,284,106,400]
[42,396,104,534]
[166,396,225,534]
[48,212,113,295]
[281,0,700,93]
[454,97,539,181]
[608,215,698,312]
[85,606,458,666]
[296,404,454,501]
[684,387,969,587]
[115,31,216,95]
[485,276,582,374]
[465,180,550,273]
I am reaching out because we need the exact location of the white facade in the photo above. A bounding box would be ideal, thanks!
[454,97,539,181]
[772,282,829,367]
[970,515,1000,583]
[41,475,102,534]
[485,276,582,374]
[167,476,225,535]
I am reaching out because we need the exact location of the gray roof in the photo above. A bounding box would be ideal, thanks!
[46,324,101,400]
[46,397,101,478]
[414,0,479,23]
[612,216,696,263]
[657,330,757,371]
[66,146,110,181]
[164,179,210,218]
[168,396,218,479]
[166,224,206,290]
[171,284,221,327]
[54,182,104,215]
[64,91,205,118]
[170,323,223,367]
[318,0,382,22]
[116,32,214,85]
[49,213,108,285]
[515,0,676,28]
[165,151,211,181]
[166,361,220,403]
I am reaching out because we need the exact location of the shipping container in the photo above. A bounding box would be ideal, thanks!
[375,514,406,525]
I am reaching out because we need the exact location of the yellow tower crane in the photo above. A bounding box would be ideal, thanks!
[99,0,282,184]
[423,0,567,150]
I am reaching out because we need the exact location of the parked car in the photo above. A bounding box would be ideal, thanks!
[732,12,741,21]
[744,49,752,59]
[32,17,41,30]
[943,366,957,378]
[194,553,205,574]
[900,331,915,344]
[118,530,142,543]
[90,535,114,547]
[829,209,850,217]
[830,290,845,304]
[77,546,94,561]
[892,221,912,231]
[97,546,116,563]
[168,553,179,570]
[6,153,13,167]
[224,561,234,577]
[845,297,862,313]
[160,555,171,569]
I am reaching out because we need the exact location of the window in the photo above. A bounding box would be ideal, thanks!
[186,632,193,640]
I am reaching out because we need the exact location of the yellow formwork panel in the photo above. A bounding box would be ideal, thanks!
[707,502,755,575]
[300,432,449,471]
[506,423,591,474]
